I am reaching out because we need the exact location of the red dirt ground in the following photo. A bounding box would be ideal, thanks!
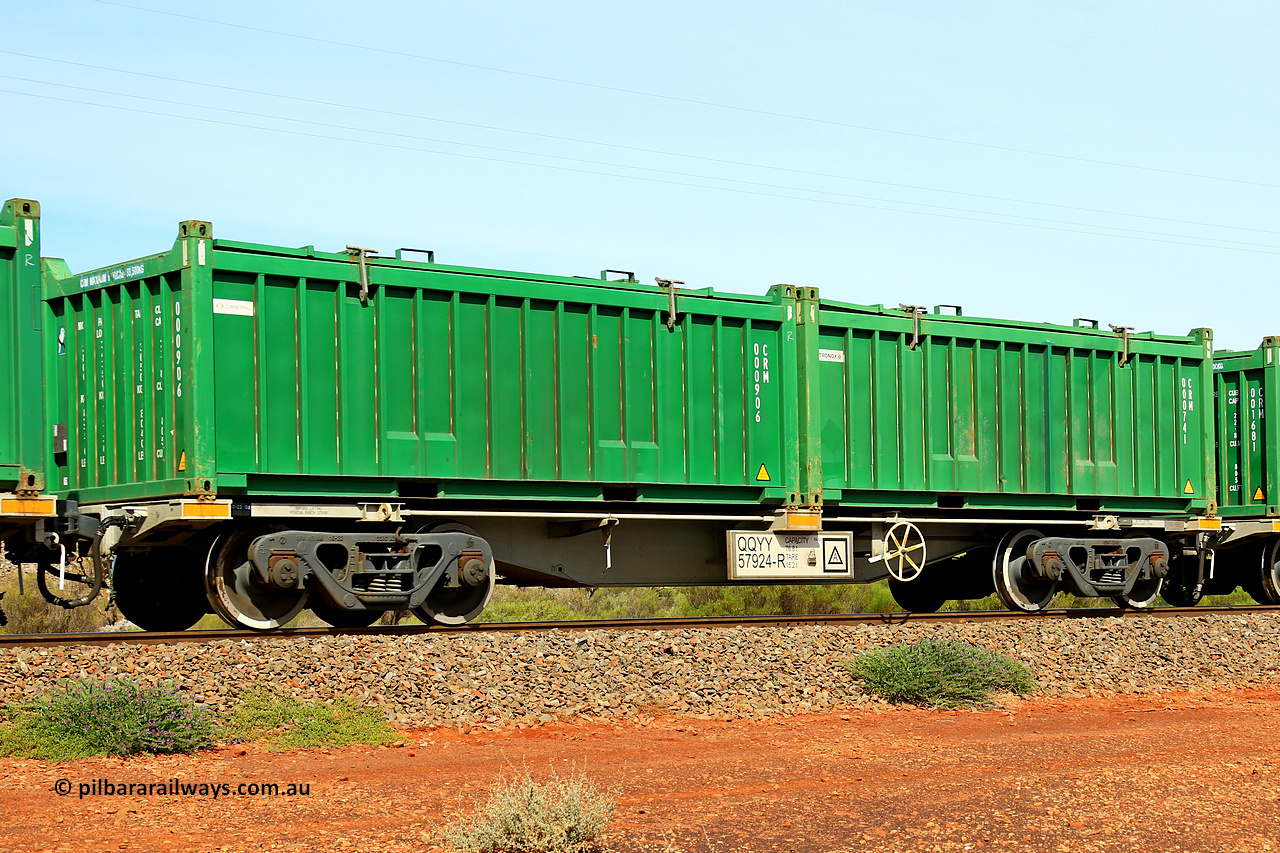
[2,689,1278,853]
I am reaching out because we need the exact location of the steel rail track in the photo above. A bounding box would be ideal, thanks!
[2,604,1277,649]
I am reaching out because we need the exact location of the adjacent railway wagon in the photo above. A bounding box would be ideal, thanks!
[1206,342,1280,604]
[0,197,1266,631]
[0,199,58,599]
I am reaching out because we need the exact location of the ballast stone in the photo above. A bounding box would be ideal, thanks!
[0,614,1276,728]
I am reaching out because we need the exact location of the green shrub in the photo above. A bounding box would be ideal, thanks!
[0,679,216,760]
[228,689,397,751]
[444,767,616,853]
[846,638,1037,708]
[478,581,908,622]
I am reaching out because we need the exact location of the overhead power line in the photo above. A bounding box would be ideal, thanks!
[91,0,1280,191]
[3,85,1278,257]
[4,49,1276,240]
[7,72,1279,251]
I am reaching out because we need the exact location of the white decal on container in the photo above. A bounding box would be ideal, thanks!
[752,342,770,424]
[198,240,207,266]
[77,263,146,290]
[818,348,845,363]
[213,298,255,317]
[174,301,183,399]
[24,218,33,246]
[1180,376,1194,446]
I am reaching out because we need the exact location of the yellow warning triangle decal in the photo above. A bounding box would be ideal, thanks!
[1183,479,1195,494]
[1255,486,1266,501]
[755,463,771,482]
[178,451,187,472]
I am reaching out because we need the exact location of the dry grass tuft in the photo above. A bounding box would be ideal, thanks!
[444,766,616,853]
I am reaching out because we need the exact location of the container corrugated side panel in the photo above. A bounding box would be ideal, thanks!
[44,227,210,502]
[0,199,45,492]
[204,242,793,502]
[1213,341,1280,517]
[44,230,798,505]
[815,302,1215,511]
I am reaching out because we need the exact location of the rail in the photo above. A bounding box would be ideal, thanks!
[1,604,1276,648]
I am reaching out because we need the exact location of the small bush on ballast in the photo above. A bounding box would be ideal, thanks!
[229,688,397,751]
[0,558,114,634]
[845,638,1037,708]
[0,679,215,760]
[444,767,617,853]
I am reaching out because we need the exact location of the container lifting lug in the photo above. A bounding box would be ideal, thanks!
[656,278,684,331]
[898,304,927,349]
[1109,324,1134,367]
[346,245,378,305]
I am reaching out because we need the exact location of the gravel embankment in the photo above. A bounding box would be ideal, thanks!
[2,614,1278,728]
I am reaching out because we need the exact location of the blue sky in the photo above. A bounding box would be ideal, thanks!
[5,0,1277,349]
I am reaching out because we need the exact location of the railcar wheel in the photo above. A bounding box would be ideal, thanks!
[1111,577,1163,609]
[1255,537,1280,605]
[992,528,1057,612]
[205,527,309,631]
[1231,541,1271,603]
[310,597,380,629]
[1111,537,1165,609]
[410,522,496,626]
[887,577,946,613]
[113,552,208,632]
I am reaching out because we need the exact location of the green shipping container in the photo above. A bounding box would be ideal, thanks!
[1213,340,1280,518]
[40,214,1220,519]
[42,223,804,505]
[810,299,1217,514]
[0,198,45,493]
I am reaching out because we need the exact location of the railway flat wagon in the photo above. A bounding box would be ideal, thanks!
[1209,341,1280,603]
[0,200,1229,630]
